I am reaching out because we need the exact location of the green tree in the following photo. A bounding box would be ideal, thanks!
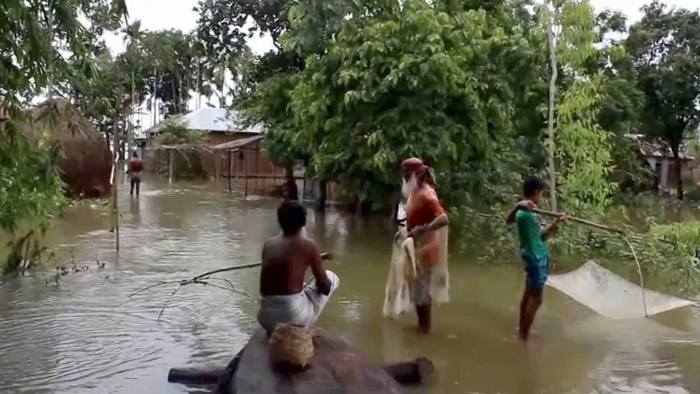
[141,30,197,117]
[0,122,65,234]
[157,117,205,145]
[196,0,308,181]
[284,0,546,209]
[549,0,617,214]
[123,19,145,149]
[0,0,127,110]
[64,50,140,154]
[626,2,700,200]
[0,0,127,272]
[595,36,651,191]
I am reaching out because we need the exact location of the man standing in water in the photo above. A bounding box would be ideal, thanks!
[506,177,567,341]
[257,201,339,334]
[401,158,449,334]
[127,151,144,196]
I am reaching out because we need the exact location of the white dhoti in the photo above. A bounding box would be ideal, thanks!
[257,271,340,333]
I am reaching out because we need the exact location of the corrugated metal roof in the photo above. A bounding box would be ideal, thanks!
[211,135,263,150]
[145,108,263,134]
[625,134,693,160]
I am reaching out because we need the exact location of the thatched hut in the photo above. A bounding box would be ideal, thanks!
[26,99,112,198]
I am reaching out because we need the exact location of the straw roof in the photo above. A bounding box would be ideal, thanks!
[25,99,112,198]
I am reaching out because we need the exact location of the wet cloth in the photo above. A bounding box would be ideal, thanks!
[415,225,450,305]
[257,271,339,333]
[410,263,433,306]
[522,253,549,292]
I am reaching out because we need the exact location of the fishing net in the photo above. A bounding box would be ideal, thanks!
[383,228,416,318]
[430,226,450,304]
[383,226,449,318]
[546,261,694,319]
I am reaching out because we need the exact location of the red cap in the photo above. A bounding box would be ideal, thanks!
[401,157,426,173]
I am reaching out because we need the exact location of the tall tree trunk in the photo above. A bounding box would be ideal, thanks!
[153,67,158,126]
[670,138,684,200]
[197,61,202,110]
[171,76,178,114]
[183,73,188,113]
[47,2,54,99]
[219,68,226,108]
[546,0,558,212]
[130,68,135,155]
[112,90,121,251]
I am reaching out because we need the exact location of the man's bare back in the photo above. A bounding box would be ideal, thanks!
[257,201,339,333]
[260,233,331,296]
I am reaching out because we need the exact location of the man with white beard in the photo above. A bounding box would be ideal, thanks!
[400,158,449,333]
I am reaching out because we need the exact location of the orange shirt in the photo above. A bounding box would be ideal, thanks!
[406,185,445,266]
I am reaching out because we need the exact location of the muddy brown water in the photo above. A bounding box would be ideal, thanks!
[1,178,700,394]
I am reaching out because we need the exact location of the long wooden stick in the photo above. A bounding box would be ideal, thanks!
[533,208,650,317]
[113,91,121,252]
[182,252,333,285]
[546,0,559,213]
[184,262,262,284]
[531,208,623,234]
[623,237,649,317]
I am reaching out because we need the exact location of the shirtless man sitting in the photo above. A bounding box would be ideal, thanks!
[257,201,340,334]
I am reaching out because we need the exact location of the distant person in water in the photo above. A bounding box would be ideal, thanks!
[257,201,339,334]
[505,176,568,341]
[282,177,299,201]
[400,158,449,334]
[127,151,144,196]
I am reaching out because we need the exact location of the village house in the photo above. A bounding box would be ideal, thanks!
[626,134,694,192]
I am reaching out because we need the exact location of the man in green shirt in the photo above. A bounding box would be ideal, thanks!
[506,177,567,341]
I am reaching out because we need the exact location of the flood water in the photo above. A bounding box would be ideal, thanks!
[1,178,700,394]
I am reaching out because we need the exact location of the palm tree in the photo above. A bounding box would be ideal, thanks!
[122,19,144,155]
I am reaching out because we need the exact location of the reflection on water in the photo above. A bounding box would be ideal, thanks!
[1,178,699,394]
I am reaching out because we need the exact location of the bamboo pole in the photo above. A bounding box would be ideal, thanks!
[234,149,239,181]
[130,68,135,157]
[214,152,219,183]
[531,208,623,234]
[112,92,121,252]
[244,149,248,198]
[255,145,260,193]
[546,0,558,213]
[272,163,277,190]
[534,207,651,317]
[169,149,174,184]
[185,262,262,283]
[623,237,649,317]
[228,149,232,192]
[184,252,332,285]
[302,167,307,201]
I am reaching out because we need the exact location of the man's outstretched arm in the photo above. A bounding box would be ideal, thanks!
[309,243,332,295]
